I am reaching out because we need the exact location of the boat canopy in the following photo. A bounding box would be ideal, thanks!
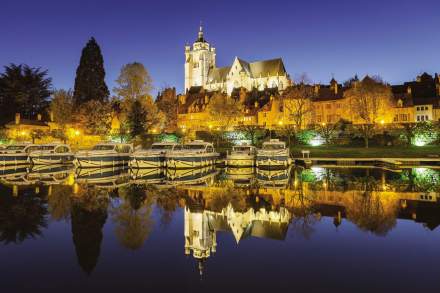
[262,139,286,150]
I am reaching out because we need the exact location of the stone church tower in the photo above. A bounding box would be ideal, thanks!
[184,25,216,92]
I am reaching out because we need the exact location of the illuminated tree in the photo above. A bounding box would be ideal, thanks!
[156,87,178,132]
[235,124,265,146]
[78,99,112,135]
[281,74,315,130]
[344,76,393,148]
[73,37,109,105]
[50,89,74,142]
[206,92,242,131]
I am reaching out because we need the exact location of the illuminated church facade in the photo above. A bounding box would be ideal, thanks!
[184,26,292,95]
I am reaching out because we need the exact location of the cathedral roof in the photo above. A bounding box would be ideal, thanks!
[207,58,287,83]
[249,58,286,78]
[208,66,231,83]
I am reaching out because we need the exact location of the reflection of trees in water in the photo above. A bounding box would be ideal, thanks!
[71,185,109,275]
[398,168,440,193]
[287,180,320,240]
[47,185,73,221]
[154,187,183,228]
[111,184,154,250]
[346,193,397,236]
[0,186,48,244]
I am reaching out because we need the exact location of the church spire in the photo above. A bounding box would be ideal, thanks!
[196,22,206,43]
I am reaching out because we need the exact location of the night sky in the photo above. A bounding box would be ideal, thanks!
[1,0,439,95]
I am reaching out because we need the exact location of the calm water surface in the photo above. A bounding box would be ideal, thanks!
[0,165,439,292]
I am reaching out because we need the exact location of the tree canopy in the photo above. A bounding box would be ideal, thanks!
[0,63,52,124]
[73,37,109,105]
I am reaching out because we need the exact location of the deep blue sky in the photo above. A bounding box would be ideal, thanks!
[1,0,439,95]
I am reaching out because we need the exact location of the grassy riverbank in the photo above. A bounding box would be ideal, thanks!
[290,145,440,158]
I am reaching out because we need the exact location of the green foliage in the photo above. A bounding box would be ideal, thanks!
[411,122,437,146]
[73,37,109,105]
[0,63,52,124]
[296,129,318,145]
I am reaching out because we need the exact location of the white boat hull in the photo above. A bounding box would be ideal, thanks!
[74,155,130,168]
[129,155,165,168]
[30,154,74,165]
[166,153,219,169]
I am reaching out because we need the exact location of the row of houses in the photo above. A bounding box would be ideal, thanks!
[177,72,440,132]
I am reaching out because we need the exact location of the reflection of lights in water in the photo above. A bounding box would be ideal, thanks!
[311,167,326,180]
[413,168,428,176]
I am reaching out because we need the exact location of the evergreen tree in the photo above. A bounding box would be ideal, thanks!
[73,37,109,105]
[0,64,52,124]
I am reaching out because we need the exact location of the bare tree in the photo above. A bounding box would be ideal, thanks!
[235,124,264,146]
[344,76,393,148]
[281,74,315,131]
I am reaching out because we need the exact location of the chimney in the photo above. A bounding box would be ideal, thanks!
[37,114,42,121]
[15,113,20,125]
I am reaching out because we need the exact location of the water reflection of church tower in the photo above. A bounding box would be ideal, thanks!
[184,206,217,266]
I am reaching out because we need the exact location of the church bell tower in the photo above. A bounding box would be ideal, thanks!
[184,24,216,92]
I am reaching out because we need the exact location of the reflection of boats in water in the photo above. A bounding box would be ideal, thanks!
[256,166,291,188]
[226,145,256,167]
[166,166,218,185]
[256,139,291,168]
[75,166,130,188]
[75,143,133,168]
[28,144,75,165]
[0,165,29,184]
[130,142,179,168]
[225,167,256,187]
[0,144,42,165]
[166,140,219,169]
[27,164,74,185]
[0,164,29,178]
[130,167,166,184]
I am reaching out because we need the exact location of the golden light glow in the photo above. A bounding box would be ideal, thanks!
[321,122,326,126]
[74,130,80,136]
[278,121,283,125]
[380,120,385,125]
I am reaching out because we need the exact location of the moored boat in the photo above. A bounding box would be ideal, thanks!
[166,140,219,169]
[226,145,256,167]
[0,144,42,165]
[256,139,291,168]
[28,144,74,165]
[74,143,133,168]
[130,142,179,168]
[75,166,130,189]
